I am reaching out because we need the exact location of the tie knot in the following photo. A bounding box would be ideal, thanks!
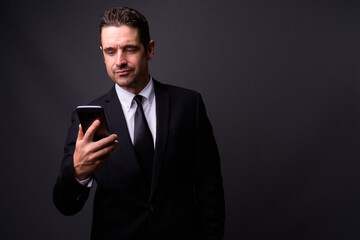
[134,95,143,106]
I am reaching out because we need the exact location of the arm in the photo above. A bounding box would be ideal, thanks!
[195,95,225,240]
[53,111,118,215]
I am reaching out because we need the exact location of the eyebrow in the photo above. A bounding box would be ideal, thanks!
[103,45,140,52]
[103,47,116,52]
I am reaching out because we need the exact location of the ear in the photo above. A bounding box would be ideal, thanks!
[147,40,155,60]
[99,46,105,61]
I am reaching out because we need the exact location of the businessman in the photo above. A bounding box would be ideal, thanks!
[53,7,225,240]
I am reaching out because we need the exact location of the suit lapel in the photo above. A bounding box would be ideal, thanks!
[102,87,145,184]
[150,80,170,200]
[101,82,170,201]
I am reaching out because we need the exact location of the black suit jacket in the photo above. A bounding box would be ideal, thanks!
[53,80,225,240]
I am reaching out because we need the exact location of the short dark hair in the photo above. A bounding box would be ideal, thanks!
[99,7,150,51]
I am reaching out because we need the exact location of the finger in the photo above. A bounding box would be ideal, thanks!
[77,124,84,141]
[83,119,101,141]
[91,141,118,160]
[112,140,119,151]
[91,134,118,152]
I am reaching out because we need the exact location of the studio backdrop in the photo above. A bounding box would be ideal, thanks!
[2,0,360,239]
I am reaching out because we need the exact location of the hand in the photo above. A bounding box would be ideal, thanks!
[73,119,118,180]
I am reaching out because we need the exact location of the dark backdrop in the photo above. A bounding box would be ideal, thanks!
[2,0,360,239]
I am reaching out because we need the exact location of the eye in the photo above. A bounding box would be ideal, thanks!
[126,47,138,53]
[104,49,116,55]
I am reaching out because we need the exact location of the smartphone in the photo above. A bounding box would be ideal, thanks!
[76,105,110,141]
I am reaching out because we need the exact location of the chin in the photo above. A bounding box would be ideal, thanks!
[116,79,136,88]
[113,76,130,84]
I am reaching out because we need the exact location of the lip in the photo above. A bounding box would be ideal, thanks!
[115,69,132,76]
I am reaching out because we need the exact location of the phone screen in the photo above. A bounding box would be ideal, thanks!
[76,106,110,141]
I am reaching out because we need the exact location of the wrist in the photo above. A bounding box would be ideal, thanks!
[75,174,88,181]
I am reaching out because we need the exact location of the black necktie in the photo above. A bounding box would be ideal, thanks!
[133,95,154,182]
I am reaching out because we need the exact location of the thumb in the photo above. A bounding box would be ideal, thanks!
[77,124,84,141]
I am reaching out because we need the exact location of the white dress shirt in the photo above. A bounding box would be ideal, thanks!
[115,78,157,145]
[78,77,157,187]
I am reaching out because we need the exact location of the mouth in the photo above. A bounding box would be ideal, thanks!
[115,69,132,76]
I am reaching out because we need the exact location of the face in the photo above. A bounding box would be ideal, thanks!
[100,25,154,94]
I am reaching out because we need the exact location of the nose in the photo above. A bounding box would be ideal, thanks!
[116,51,127,66]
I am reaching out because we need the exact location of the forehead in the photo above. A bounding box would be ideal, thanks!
[101,25,141,47]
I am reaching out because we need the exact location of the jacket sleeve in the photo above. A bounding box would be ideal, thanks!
[194,95,225,240]
[53,111,91,216]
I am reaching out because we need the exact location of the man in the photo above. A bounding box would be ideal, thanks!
[53,7,225,240]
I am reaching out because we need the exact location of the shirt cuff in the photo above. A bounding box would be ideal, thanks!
[76,177,93,188]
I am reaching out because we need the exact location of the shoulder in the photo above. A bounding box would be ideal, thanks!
[154,79,201,102]
[86,86,116,106]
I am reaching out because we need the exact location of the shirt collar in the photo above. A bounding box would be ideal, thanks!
[115,77,155,112]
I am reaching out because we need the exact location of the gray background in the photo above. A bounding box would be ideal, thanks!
[2,0,360,239]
